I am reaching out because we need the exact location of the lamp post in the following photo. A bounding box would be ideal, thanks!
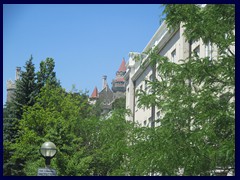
[40,141,57,168]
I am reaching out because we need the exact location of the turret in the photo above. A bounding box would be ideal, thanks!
[6,67,21,103]
[112,58,126,92]
[89,86,99,105]
[102,75,107,90]
[15,67,21,80]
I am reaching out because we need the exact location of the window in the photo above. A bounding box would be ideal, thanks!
[192,39,198,44]
[144,120,147,126]
[205,41,212,60]
[148,116,152,123]
[145,80,148,92]
[149,74,153,81]
[144,75,153,94]
[193,45,200,57]
[156,111,161,126]
[171,49,176,63]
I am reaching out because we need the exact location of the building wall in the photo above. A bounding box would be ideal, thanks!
[134,65,152,126]
[125,22,188,126]
[7,80,16,103]
[125,53,140,122]
[6,67,21,103]
[125,21,220,126]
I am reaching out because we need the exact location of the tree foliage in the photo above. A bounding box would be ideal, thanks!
[3,4,235,176]
[7,85,92,176]
[136,4,235,175]
[3,56,61,175]
[80,109,131,175]
[3,102,21,175]
[13,55,37,119]
[3,56,37,175]
[36,57,60,91]
[6,83,132,176]
[112,97,126,110]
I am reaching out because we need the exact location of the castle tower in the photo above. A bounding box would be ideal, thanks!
[15,66,21,80]
[6,67,21,103]
[102,75,107,90]
[112,58,126,93]
[89,86,99,105]
[6,80,15,103]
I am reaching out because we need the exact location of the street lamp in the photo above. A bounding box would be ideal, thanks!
[40,141,57,168]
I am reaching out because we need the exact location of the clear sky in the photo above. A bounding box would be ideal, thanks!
[3,4,164,106]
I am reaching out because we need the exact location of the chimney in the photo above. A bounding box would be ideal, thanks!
[102,75,107,90]
[15,67,21,80]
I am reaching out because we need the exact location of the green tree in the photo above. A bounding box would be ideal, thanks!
[90,99,102,117]
[3,102,21,175]
[163,4,235,54]
[36,57,60,92]
[8,84,93,176]
[3,56,63,175]
[112,97,126,110]
[136,4,235,175]
[3,56,37,175]
[3,102,19,142]
[10,85,133,176]
[13,55,37,119]
[78,109,132,176]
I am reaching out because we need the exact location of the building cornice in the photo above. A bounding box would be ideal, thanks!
[131,28,178,82]
[142,21,168,53]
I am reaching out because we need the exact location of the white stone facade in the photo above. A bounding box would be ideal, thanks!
[124,21,221,126]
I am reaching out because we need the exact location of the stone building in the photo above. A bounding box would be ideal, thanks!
[89,59,126,114]
[124,19,225,127]
[112,59,126,93]
[6,67,21,103]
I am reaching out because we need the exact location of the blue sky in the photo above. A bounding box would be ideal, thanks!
[3,4,164,105]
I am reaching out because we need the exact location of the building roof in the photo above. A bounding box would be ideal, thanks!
[118,58,126,72]
[99,84,114,104]
[90,86,98,98]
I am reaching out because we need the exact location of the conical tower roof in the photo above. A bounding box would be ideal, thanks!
[90,86,98,98]
[118,58,126,72]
